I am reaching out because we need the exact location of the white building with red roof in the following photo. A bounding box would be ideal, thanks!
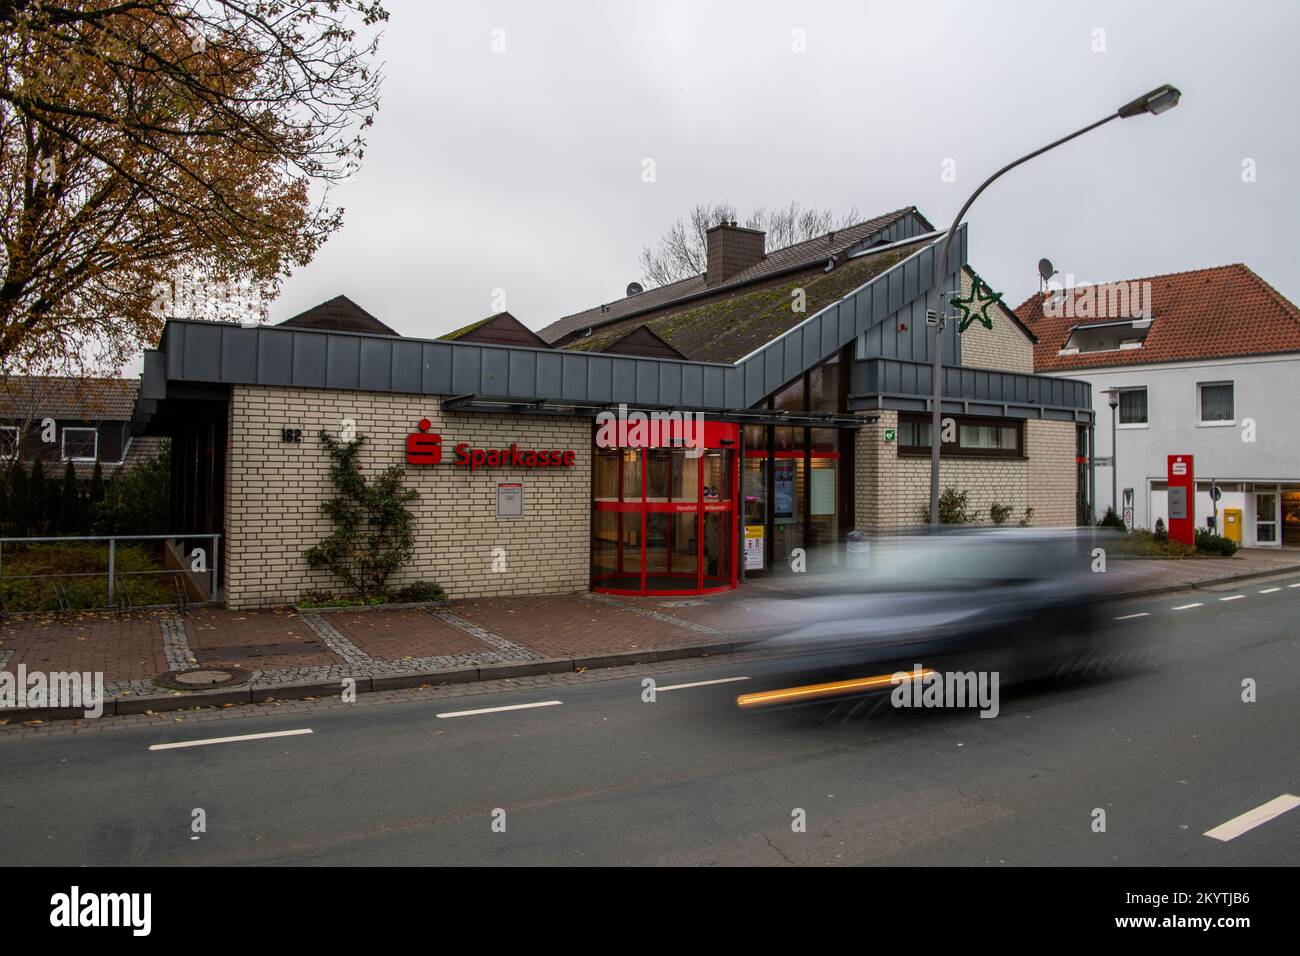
[1017,264,1300,547]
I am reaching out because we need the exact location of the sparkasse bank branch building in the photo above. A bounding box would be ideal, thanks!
[134,207,1094,608]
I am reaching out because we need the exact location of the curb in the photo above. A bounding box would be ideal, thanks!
[6,562,1299,725]
[1,642,745,723]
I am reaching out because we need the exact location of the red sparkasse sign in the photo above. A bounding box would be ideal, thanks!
[1166,454,1195,546]
[405,419,576,472]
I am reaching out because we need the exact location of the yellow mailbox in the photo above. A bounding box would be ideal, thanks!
[1222,508,1242,543]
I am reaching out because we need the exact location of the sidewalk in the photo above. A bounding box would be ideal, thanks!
[3,548,1298,721]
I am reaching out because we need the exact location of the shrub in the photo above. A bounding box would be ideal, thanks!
[1098,506,1126,530]
[1153,517,1167,542]
[921,487,980,525]
[989,502,1013,526]
[1195,528,1238,557]
[304,431,418,599]
[393,580,445,603]
[1017,507,1035,527]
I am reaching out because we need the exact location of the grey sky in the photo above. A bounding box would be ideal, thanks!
[272,0,1300,341]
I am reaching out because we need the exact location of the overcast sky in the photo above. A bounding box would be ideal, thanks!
[271,0,1300,340]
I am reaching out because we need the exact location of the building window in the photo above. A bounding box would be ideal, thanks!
[0,425,18,461]
[1198,382,1234,424]
[61,427,98,462]
[898,414,1023,458]
[1118,387,1148,425]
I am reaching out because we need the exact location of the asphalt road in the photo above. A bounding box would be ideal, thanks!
[3,575,1299,866]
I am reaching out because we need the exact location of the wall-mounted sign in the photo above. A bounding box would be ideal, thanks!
[774,460,795,524]
[405,418,576,472]
[496,482,524,518]
[883,428,896,443]
[744,525,764,570]
[281,427,303,443]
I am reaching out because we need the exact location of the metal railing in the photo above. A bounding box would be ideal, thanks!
[0,533,220,613]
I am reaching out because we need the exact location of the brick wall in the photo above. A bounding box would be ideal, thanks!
[854,412,1078,530]
[224,386,591,608]
[957,268,1035,373]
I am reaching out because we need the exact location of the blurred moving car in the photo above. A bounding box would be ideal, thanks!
[736,528,1131,710]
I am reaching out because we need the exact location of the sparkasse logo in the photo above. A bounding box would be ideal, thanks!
[49,885,151,936]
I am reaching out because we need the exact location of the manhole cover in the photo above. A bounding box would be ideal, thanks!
[155,666,250,691]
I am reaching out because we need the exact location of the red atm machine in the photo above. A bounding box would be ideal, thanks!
[1167,454,1195,546]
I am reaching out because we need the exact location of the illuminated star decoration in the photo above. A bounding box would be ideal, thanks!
[952,269,1005,333]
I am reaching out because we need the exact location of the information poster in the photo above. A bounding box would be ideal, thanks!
[774,461,795,523]
[744,525,764,570]
[496,482,524,518]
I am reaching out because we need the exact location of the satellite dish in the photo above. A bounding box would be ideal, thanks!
[626,282,644,297]
[1038,258,1057,283]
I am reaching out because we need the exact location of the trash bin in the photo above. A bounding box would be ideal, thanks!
[846,530,871,570]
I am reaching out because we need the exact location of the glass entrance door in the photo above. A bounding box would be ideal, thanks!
[1255,490,1279,545]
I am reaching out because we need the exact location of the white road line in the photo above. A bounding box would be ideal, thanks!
[655,676,751,692]
[436,700,562,719]
[1219,595,1245,602]
[1113,612,1150,621]
[1172,603,1204,611]
[1204,794,1300,842]
[1288,583,1300,589]
[1258,587,1281,594]
[149,728,313,751]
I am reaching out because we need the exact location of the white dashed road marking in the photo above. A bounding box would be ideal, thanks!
[1113,613,1150,621]
[655,676,751,692]
[1288,583,1300,589]
[1258,587,1281,594]
[1172,603,1204,611]
[150,728,313,751]
[1219,595,1245,602]
[1204,794,1300,842]
[436,700,563,719]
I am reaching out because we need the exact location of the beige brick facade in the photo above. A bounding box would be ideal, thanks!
[854,411,1078,531]
[225,385,590,609]
[957,267,1035,374]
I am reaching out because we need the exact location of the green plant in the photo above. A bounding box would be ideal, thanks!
[304,431,418,599]
[90,447,171,534]
[1153,517,1167,542]
[1017,506,1035,527]
[989,502,1013,526]
[921,487,980,525]
[393,580,445,603]
[1195,528,1238,557]
[1098,506,1126,530]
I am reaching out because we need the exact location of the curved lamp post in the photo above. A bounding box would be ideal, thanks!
[927,84,1181,526]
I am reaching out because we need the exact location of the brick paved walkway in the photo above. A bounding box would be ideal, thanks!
[1,547,1296,717]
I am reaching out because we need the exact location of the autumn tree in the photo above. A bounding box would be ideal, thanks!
[0,0,388,376]
[638,200,862,287]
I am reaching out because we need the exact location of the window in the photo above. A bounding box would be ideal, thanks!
[898,414,1023,458]
[1199,382,1234,423]
[0,426,18,461]
[1118,388,1148,425]
[61,427,98,462]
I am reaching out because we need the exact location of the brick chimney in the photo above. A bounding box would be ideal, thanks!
[705,221,765,285]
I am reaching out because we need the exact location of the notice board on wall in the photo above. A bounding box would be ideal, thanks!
[496,482,524,519]
[811,468,835,516]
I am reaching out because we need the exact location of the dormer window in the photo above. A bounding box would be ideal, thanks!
[1061,317,1154,354]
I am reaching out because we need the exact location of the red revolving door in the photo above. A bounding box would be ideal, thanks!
[592,421,739,595]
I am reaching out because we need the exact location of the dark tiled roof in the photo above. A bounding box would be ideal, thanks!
[0,376,138,420]
[561,238,929,364]
[278,295,399,336]
[539,206,927,345]
[1015,264,1300,372]
[71,435,166,480]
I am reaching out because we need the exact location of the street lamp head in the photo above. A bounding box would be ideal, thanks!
[1117,84,1181,119]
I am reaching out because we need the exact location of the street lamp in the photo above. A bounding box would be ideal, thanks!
[927,84,1181,526]
[1105,388,1120,520]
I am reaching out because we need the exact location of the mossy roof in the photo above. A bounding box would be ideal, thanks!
[561,241,922,363]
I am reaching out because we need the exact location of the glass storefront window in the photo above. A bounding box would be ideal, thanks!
[621,449,642,501]
[810,357,839,413]
[594,447,621,501]
[774,377,804,413]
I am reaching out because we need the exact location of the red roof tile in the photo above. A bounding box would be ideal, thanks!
[1015,264,1300,372]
